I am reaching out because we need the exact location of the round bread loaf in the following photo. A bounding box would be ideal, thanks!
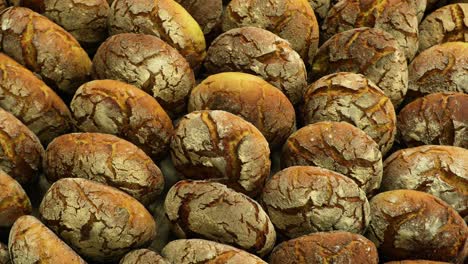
[175,0,222,36]
[170,110,270,197]
[222,0,320,65]
[322,0,419,60]
[282,121,383,195]
[164,180,276,256]
[161,239,267,264]
[269,231,379,264]
[0,170,31,228]
[366,190,468,263]
[261,166,370,238]
[203,27,307,105]
[0,53,72,145]
[188,72,296,148]
[44,133,165,205]
[398,92,468,148]
[0,108,44,185]
[120,249,169,264]
[382,145,468,220]
[70,79,174,160]
[0,242,9,264]
[0,7,92,94]
[9,215,86,264]
[108,0,206,69]
[92,33,195,116]
[309,0,331,21]
[39,178,157,262]
[311,27,408,106]
[302,72,397,155]
[419,4,468,52]
[408,42,468,97]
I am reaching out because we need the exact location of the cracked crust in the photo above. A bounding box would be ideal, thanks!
[0,53,72,145]
[269,231,378,264]
[382,145,468,220]
[175,0,222,36]
[204,27,307,105]
[0,170,31,228]
[366,190,468,263]
[419,4,468,52]
[44,133,165,206]
[311,27,408,107]
[322,0,419,60]
[0,7,92,94]
[309,0,331,21]
[170,110,271,197]
[188,72,296,148]
[39,178,157,262]
[282,121,383,196]
[70,79,174,160]
[398,92,468,148]
[261,166,370,238]
[0,108,44,185]
[164,180,276,256]
[92,33,195,116]
[108,0,206,69]
[8,215,86,264]
[120,249,169,264]
[302,72,397,155]
[222,0,319,66]
[408,42,468,97]
[0,242,9,264]
[161,239,267,264]
[411,0,428,23]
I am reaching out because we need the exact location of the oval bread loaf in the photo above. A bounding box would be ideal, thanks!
[0,170,31,228]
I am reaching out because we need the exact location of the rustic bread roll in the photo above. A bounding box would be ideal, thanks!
[39,178,157,262]
[302,72,397,155]
[282,121,383,195]
[0,108,44,185]
[108,0,206,69]
[269,231,379,264]
[92,33,195,116]
[382,145,468,220]
[188,72,296,148]
[419,4,468,52]
[398,92,468,148]
[408,42,468,97]
[0,53,72,145]
[203,27,307,105]
[164,180,276,256]
[0,7,92,94]
[120,249,169,264]
[223,0,319,65]
[366,190,468,263]
[44,133,165,206]
[9,215,86,264]
[175,0,222,37]
[70,79,174,160]
[0,242,9,264]
[322,0,419,60]
[0,170,31,229]
[309,0,331,22]
[170,110,270,196]
[161,239,267,264]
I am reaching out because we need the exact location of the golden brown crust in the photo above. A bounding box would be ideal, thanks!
[175,0,222,36]
[282,121,383,195]
[222,0,319,66]
[0,242,9,264]
[120,249,169,264]
[0,1,7,11]
[70,79,174,160]
[188,72,296,148]
[164,180,276,257]
[92,33,195,116]
[366,190,468,263]
[108,0,206,69]
[170,110,271,197]
[39,178,157,262]
[44,133,165,205]
[0,7,92,94]
[0,53,72,145]
[269,231,379,264]
[0,108,44,184]
[9,215,86,264]
[398,92,468,148]
[0,170,31,228]
[302,72,397,155]
[203,27,307,105]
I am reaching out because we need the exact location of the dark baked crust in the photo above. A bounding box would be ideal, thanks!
[120,249,169,264]
[0,1,7,11]
[385,261,450,264]
[175,0,222,36]
[0,170,31,228]
[309,0,331,21]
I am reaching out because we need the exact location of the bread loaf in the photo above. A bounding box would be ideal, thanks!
[120,249,169,264]
[175,0,222,36]
[0,242,9,264]
[308,0,331,21]
[0,170,31,228]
